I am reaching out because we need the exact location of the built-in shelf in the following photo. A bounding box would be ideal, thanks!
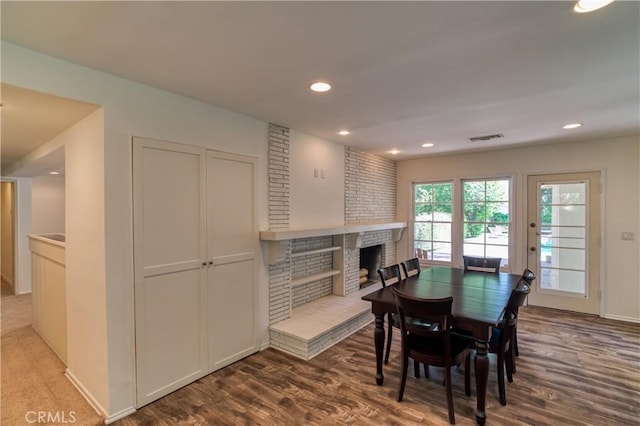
[291,269,342,288]
[291,246,341,258]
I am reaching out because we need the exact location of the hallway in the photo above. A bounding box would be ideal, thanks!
[0,281,103,425]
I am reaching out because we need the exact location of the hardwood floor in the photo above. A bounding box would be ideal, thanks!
[116,306,640,425]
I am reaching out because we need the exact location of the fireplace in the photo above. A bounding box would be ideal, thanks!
[359,244,383,288]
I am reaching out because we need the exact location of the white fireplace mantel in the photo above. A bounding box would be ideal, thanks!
[260,221,407,265]
[260,221,407,241]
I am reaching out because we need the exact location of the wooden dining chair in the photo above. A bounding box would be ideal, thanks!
[462,255,501,273]
[488,279,530,406]
[512,268,536,358]
[377,264,402,364]
[392,289,471,425]
[401,257,421,279]
[521,268,536,285]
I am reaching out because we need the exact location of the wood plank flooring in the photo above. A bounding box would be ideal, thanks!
[116,306,640,425]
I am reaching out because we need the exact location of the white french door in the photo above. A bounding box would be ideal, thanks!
[526,172,601,314]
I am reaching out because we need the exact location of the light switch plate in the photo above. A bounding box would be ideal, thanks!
[621,232,635,241]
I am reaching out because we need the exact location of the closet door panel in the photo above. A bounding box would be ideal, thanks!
[208,259,257,368]
[141,270,204,392]
[133,138,208,406]
[207,151,258,371]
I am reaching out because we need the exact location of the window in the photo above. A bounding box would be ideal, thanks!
[413,182,453,262]
[412,178,511,268]
[462,179,510,266]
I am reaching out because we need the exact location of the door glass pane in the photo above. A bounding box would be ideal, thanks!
[538,182,587,295]
[540,268,585,293]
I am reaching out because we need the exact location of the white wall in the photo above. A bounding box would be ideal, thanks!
[289,130,345,228]
[1,182,15,286]
[397,135,640,322]
[3,41,269,421]
[63,110,110,410]
[15,178,33,294]
[31,175,65,234]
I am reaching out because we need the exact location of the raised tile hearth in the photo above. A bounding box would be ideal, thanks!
[268,286,376,360]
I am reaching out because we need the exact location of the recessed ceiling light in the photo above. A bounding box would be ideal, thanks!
[389,149,400,155]
[563,123,582,129]
[338,130,350,136]
[49,171,60,175]
[309,81,331,92]
[422,143,435,148]
[573,0,615,13]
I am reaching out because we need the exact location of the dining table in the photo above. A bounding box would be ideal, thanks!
[361,266,522,425]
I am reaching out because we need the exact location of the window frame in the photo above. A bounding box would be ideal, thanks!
[411,180,454,264]
[410,175,515,271]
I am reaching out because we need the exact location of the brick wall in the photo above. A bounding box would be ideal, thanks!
[345,147,397,224]
[291,237,335,307]
[267,125,398,323]
[344,230,397,295]
[268,124,290,229]
[268,124,291,324]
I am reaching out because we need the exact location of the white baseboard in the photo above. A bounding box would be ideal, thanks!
[104,407,137,425]
[603,313,640,324]
[65,368,136,424]
[64,368,107,418]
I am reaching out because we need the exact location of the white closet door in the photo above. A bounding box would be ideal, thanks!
[207,151,258,371]
[133,138,208,406]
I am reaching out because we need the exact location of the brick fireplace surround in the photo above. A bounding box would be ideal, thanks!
[261,223,405,359]
[263,124,402,360]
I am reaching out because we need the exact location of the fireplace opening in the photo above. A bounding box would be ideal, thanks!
[359,244,383,289]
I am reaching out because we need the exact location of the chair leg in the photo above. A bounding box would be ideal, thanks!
[510,330,518,374]
[414,360,420,378]
[497,352,506,406]
[398,352,409,402]
[424,363,429,378]
[464,354,471,397]
[384,313,393,364]
[444,365,455,424]
[506,347,515,383]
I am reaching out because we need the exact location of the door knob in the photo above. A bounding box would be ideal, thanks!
[529,247,536,252]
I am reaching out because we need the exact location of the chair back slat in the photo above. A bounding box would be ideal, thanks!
[502,280,531,328]
[401,258,421,278]
[392,289,453,339]
[463,255,501,273]
[521,268,536,285]
[378,264,402,287]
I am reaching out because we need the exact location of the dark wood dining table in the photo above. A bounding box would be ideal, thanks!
[361,266,521,425]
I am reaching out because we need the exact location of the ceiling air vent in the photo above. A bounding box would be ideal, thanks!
[468,133,504,142]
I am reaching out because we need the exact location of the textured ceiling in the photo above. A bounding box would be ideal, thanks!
[1,1,638,175]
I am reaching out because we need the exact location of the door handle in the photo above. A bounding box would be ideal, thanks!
[529,247,536,252]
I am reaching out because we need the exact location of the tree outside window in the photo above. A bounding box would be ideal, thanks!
[463,179,510,266]
[414,182,452,262]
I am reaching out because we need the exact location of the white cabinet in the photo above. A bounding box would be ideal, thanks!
[133,138,258,406]
[29,234,67,364]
